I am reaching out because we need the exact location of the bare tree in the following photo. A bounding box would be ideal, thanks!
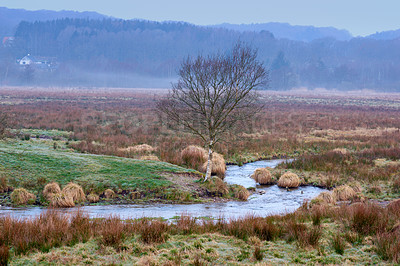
[157,42,268,181]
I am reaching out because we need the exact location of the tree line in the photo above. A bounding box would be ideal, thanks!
[1,18,400,90]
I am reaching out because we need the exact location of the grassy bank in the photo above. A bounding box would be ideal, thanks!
[0,138,242,206]
[2,200,400,265]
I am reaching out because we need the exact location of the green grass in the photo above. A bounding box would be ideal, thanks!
[0,138,195,201]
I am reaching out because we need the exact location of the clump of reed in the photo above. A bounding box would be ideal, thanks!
[251,168,273,185]
[49,193,75,208]
[62,183,86,203]
[87,193,100,203]
[315,191,336,205]
[103,189,116,199]
[181,145,226,179]
[43,182,61,200]
[204,177,229,197]
[230,185,250,201]
[277,172,300,188]
[10,188,36,205]
[139,219,169,244]
[333,185,357,201]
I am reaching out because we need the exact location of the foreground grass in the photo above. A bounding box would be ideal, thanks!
[3,200,399,265]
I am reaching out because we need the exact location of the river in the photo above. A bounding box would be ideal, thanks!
[0,159,326,219]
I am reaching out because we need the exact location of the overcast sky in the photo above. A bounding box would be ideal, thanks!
[1,0,400,36]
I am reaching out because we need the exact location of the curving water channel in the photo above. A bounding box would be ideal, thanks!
[0,159,327,219]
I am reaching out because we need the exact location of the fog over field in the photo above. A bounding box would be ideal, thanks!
[1,6,400,91]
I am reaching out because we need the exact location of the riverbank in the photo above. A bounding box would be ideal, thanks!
[0,139,248,207]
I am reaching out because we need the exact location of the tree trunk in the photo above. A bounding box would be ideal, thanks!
[204,143,213,182]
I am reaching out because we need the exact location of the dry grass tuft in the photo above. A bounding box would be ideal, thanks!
[200,152,226,179]
[277,172,300,188]
[392,176,400,193]
[87,193,99,203]
[118,144,155,154]
[104,189,116,199]
[251,168,273,185]
[205,177,229,197]
[0,175,10,193]
[0,245,9,266]
[181,145,226,178]
[233,185,250,201]
[333,185,357,201]
[139,155,160,161]
[130,191,141,200]
[181,145,206,169]
[332,148,349,155]
[49,193,75,207]
[10,188,36,205]
[43,182,61,200]
[62,183,86,203]
[139,219,169,244]
[315,191,336,205]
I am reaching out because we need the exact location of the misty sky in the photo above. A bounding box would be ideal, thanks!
[1,0,400,36]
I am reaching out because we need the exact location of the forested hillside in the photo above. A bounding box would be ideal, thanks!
[1,17,400,90]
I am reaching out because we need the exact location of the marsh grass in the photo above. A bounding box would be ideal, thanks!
[1,200,400,264]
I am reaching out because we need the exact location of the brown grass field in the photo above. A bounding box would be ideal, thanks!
[1,87,400,264]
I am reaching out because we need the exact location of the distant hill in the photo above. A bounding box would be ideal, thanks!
[367,29,400,40]
[0,7,107,37]
[211,22,353,42]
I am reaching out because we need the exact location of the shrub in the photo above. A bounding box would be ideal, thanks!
[277,172,300,188]
[62,183,86,203]
[251,168,273,185]
[103,189,116,199]
[49,193,75,208]
[43,182,61,200]
[87,193,99,203]
[10,188,36,205]
[333,185,356,201]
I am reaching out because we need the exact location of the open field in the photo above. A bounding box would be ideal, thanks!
[1,87,400,264]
